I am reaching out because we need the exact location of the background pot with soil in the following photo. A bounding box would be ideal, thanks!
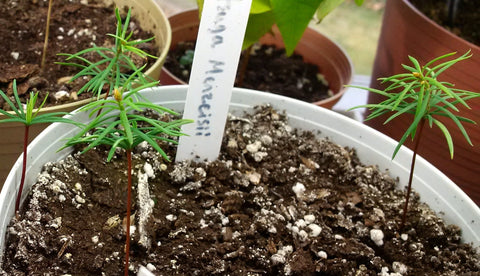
[0,0,172,187]
[1,86,479,275]
[160,9,353,110]
[368,0,480,205]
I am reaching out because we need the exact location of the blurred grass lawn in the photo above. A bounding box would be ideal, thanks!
[310,0,385,75]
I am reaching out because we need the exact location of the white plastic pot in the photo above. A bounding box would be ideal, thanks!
[1,85,479,266]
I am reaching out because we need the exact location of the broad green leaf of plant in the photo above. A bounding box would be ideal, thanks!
[251,0,272,14]
[271,0,323,56]
[242,11,275,50]
[316,0,345,23]
[197,0,271,15]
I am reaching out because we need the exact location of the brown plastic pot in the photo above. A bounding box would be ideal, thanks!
[0,0,172,186]
[159,9,353,110]
[369,0,480,204]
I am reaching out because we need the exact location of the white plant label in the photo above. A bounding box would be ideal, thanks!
[176,0,252,162]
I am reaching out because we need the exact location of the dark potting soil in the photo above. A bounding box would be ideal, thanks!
[1,106,479,275]
[409,0,480,45]
[164,41,332,103]
[0,0,157,110]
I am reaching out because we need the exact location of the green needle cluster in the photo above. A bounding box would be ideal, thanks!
[57,8,156,98]
[350,51,480,159]
[0,80,79,218]
[62,83,192,160]
[0,80,74,126]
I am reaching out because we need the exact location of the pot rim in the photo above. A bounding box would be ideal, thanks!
[403,0,479,50]
[160,9,353,109]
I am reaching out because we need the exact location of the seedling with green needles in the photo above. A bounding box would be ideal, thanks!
[349,51,480,228]
[0,80,79,219]
[57,8,156,100]
[62,83,192,276]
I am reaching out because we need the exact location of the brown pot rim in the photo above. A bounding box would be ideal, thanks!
[161,9,353,109]
[402,0,479,51]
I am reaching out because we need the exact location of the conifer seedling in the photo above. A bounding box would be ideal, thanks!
[0,80,79,218]
[349,51,480,229]
[57,8,156,101]
[62,81,192,276]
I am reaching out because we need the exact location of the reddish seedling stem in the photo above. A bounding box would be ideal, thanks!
[15,125,30,219]
[124,149,132,276]
[235,45,252,87]
[400,118,426,229]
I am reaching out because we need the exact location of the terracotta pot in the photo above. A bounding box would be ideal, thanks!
[0,0,172,187]
[368,0,480,205]
[159,9,353,110]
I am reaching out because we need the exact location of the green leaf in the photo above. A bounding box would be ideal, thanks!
[120,111,133,146]
[243,11,275,50]
[251,0,272,14]
[196,0,205,17]
[392,99,428,159]
[434,105,473,147]
[10,80,25,117]
[434,94,460,112]
[345,85,392,98]
[391,82,415,110]
[424,51,457,69]
[0,117,27,124]
[427,77,468,108]
[401,64,417,73]
[107,138,125,161]
[133,128,170,161]
[316,0,344,22]
[432,119,454,159]
[384,102,417,124]
[430,51,471,77]
[272,0,323,56]
[408,55,422,73]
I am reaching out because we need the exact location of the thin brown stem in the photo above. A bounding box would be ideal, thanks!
[41,0,54,70]
[124,149,132,276]
[235,45,253,87]
[400,118,426,229]
[15,125,30,219]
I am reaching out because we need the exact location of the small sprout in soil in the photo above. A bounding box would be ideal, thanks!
[57,8,157,100]
[349,51,480,228]
[0,80,79,218]
[62,83,192,276]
